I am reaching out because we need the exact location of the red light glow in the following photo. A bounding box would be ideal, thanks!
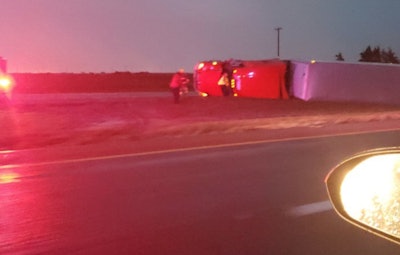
[0,76,13,92]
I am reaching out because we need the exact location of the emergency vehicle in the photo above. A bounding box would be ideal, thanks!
[193,59,289,99]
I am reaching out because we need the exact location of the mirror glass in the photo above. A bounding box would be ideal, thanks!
[340,154,400,238]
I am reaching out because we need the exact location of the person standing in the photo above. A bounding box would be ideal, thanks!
[169,68,189,104]
[222,59,233,81]
[217,72,230,96]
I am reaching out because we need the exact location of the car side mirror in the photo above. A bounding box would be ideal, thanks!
[325,148,400,245]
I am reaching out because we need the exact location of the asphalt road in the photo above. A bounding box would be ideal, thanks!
[1,130,400,254]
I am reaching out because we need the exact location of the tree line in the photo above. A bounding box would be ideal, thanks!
[335,45,400,64]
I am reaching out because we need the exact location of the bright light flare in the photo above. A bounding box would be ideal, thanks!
[197,63,205,70]
[340,154,400,219]
[0,75,13,92]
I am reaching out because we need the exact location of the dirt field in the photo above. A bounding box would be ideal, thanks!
[2,93,400,152]
[10,72,179,93]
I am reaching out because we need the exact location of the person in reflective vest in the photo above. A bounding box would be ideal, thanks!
[169,68,189,104]
[217,72,230,96]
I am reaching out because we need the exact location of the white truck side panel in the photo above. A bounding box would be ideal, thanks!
[290,61,400,105]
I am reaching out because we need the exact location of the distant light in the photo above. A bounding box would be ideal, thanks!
[0,75,13,92]
[311,59,317,64]
[212,61,218,66]
[199,92,208,97]
[197,63,205,70]
[0,77,11,88]
[248,71,255,78]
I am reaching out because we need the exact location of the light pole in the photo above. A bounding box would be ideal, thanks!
[274,27,282,58]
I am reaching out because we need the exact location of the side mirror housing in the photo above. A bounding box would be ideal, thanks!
[326,148,400,244]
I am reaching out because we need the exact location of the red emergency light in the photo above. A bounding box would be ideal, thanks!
[0,75,14,93]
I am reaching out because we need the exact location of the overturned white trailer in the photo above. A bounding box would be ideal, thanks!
[290,60,400,105]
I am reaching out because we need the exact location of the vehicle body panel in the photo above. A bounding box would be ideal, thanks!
[193,61,224,96]
[193,59,289,99]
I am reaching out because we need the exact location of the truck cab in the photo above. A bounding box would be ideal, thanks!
[193,59,289,99]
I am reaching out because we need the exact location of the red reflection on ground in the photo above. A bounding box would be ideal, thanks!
[0,171,20,184]
[0,166,56,254]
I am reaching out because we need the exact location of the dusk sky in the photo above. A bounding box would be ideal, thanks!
[1,0,400,73]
